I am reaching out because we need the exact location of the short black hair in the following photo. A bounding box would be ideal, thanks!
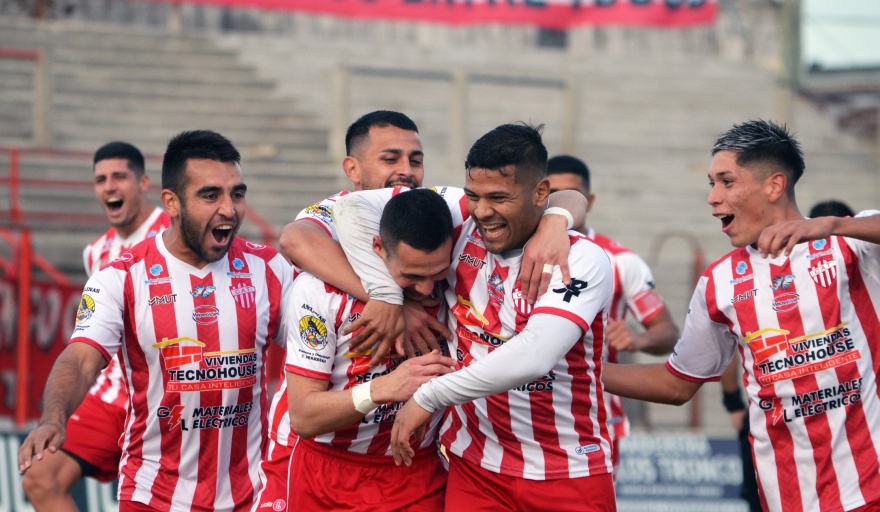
[162,130,241,196]
[345,110,419,156]
[93,141,145,176]
[464,123,547,185]
[380,189,453,256]
[712,120,805,193]
[547,155,590,191]
[809,199,854,218]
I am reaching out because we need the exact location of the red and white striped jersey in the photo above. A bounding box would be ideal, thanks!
[586,227,665,441]
[83,206,171,409]
[668,211,880,512]
[284,273,445,455]
[431,186,614,481]
[83,206,170,277]
[265,192,350,446]
[71,233,292,512]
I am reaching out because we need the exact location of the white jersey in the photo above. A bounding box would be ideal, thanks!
[285,273,445,454]
[82,206,171,408]
[668,210,880,512]
[333,186,615,481]
[71,233,292,511]
[586,227,665,441]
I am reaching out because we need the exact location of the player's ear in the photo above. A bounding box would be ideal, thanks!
[162,189,180,218]
[766,172,788,203]
[534,177,550,206]
[343,156,361,187]
[139,173,150,194]
[372,235,386,259]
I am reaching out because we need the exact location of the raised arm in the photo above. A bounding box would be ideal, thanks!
[18,342,106,473]
[758,210,880,258]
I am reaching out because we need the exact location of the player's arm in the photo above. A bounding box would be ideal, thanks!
[758,210,880,258]
[18,342,106,473]
[287,350,455,439]
[720,358,747,431]
[279,219,368,302]
[607,307,679,355]
[601,362,701,406]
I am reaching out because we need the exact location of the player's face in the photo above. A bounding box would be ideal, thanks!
[348,126,424,191]
[547,173,595,213]
[93,158,149,231]
[464,166,549,254]
[708,150,777,248]
[176,159,246,264]
[378,239,451,302]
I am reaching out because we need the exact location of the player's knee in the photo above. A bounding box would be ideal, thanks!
[22,469,59,501]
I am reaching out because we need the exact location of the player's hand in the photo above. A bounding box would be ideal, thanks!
[18,420,65,474]
[520,214,571,304]
[606,319,639,353]
[371,350,455,403]
[390,400,432,467]
[344,300,404,367]
[757,216,835,259]
[402,299,451,358]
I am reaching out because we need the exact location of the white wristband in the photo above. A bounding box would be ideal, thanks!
[351,382,378,414]
[543,206,574,230]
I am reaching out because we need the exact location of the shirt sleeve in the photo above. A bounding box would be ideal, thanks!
[666,275,739,382]
[285,274,341,381]
[69,268,125,362]
[414,238,613,412]
[615,251,665,324]
[293,192,348,240]
[847,210,880,279]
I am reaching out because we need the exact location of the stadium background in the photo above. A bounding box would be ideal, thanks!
[1,0,878,509]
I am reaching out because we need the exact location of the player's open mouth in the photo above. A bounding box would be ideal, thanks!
[212,225,233,244]
[106,198,123,211]
[717,214,733,229]
[480,222,505,236]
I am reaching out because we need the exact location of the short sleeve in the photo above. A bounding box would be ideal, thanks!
[615,251,665,323]
[531,237,613,333]
[666,275,738,382]
[285,274,341,381]
[69,267,126,362]
[294,192,349,241]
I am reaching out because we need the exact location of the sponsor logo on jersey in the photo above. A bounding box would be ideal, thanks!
[575,444,601,455]
[76,294,96,323]
[246,241,266,250]
[770,274,795,291]
[487,273,504,306]
[148,293,177,306]
[731,289,757,304]
[115,252,133,262]
[191,285,216,298]
[456,324,509,348]
[147,229,158,238]
[729,272,756,285]
[809,259,838,288]
[192,305,220,325]
[465,233,485,249]
[144,277,173,285]
[553,278,588,303]
[746,324,858,386]
[735,261,749,275]
[458,253,486,270]
[300,303,327,323]
[230,282,257,308]
[153,336,259,392]
[451,296,488,329]
[227,271,253,278]
[512,371,556,393]
[760,378,862,424]
[299,315,328,350]
[158,402,254,432]
[771,292,799,312]
[232,258,244,270]
[149,264,163,276]
[812,239,827,251]
[85,286,100,294]
[303,204,332,224]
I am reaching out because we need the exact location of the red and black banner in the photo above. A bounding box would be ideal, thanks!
[160,0,717,29]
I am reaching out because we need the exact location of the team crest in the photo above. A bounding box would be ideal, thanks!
[809,260,837,288]
[299,315,328,350]
[511,283,532,316]
[303,205,332,224]
[487,273,505,306]
[230,282,257,308]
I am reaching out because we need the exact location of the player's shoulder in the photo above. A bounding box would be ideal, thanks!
[230,237,280,262]
[102,235,158,272]
[86,227,116,250]
[589,231,631,256]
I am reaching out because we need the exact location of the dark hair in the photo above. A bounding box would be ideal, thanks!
[93,141,145,176]
[809,199,854,218]
[380,189,453,256]
[345,111,419,156]
[162,130,240,196]
[712,120,805,192]
[464,123,547,185]
[547,155,590,191]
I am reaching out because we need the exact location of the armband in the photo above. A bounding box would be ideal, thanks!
[543,207,574,230]
[352,382,378,414]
